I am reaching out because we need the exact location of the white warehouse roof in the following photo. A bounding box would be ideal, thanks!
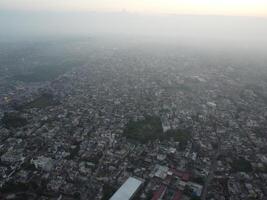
[110,177,143,200]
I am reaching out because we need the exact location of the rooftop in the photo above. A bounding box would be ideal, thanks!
[110,177,143,200]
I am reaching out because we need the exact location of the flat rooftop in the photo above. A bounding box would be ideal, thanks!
[110,177,143,200]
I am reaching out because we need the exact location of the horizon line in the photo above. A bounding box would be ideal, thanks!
[1,8,267,19]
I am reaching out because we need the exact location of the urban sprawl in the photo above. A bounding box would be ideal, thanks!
[0,42,267,200]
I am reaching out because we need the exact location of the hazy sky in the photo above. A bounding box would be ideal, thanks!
[1,0,267,17]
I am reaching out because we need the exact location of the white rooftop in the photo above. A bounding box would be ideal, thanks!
[110,177,143,200]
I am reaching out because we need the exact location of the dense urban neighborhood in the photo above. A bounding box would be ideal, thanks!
[0,38,267,200]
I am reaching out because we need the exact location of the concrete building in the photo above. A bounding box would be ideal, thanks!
[110,177,143,200]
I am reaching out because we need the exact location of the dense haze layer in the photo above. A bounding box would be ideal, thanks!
[1,3,267,200]
[1,11,267,51]
[1,0,267,16]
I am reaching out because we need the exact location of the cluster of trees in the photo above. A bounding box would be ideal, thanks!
[1,112,27,128]
[18,93,59,110]
[123,116,191,146]
[123,116,163,143]
[13,60,79,83]
[231,157,253,173]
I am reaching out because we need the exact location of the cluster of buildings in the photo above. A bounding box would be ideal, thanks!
[0,44,267,200]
